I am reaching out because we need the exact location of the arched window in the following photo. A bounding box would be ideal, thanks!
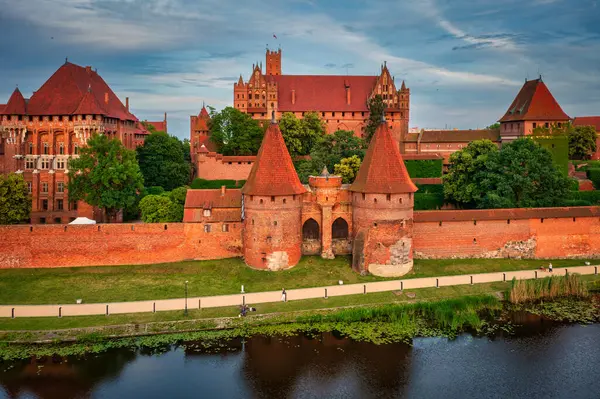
[302,218,319,240]
[332,218,349,239]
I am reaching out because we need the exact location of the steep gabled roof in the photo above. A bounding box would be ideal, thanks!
[0,104,4,113]
[24,62,135,120]
[499,79,570,122]
[72,87,105,115]
[2,88,27,115]
[241,119,306,196]
[350,120,417,194]
[573,116,600,131]
[271,75,377,112]
[185,189,242,209]
[145,121,167,132]
[194,106,210,131]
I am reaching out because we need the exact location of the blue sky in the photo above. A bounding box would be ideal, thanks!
[1,0,599,139]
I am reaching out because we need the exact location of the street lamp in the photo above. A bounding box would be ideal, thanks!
[184,280,189,316]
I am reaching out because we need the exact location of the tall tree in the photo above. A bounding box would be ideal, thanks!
[363,95,385,143]
[209,106,264,155]
[68,134,144,222]
[479,138,570,208]
[137,131,191,191]
[569,125,598,160]
[443,139,499,207]
[0,173,31,224]
[334,155,362,184]
[279,111,326,156]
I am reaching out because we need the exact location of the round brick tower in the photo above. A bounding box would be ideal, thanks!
[350,117,418,276]
[241,114,307,270]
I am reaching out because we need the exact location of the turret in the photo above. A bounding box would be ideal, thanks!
[266,48,282,76]
[350,116,417,276]
[241,112,306,270]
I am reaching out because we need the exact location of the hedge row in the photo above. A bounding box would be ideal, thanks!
[190,179,246,189]
[587,168,600,189]
[416,184,444,194]
[414,193,445,210]
[569,178,580,191]
[404,159,443,178]
[533,136,569,176]
[567,190,600,205]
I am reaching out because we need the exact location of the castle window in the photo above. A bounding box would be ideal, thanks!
[362,193,366,200]
[260,199,264,204]
[74,145,79,155]
[332,112,335,117]
[204,224,211,233]
[248,93,252,99]
[399,197,403,204]
[43,143,49,155]
[342,112,345,117]
[283,199,287,204]
[56,199,64,210]
[322,112,325,117]
[71,201,78,210]
[386,194,391,201]
[203,209,211,217]
[27,182,32,193]
[25,159,35,169]
[545,123,549,128]
[222,224,229,232]
[42,199,48,210]
[473,238,477,244]
[58,143,64,155]
[558,122,562,127]
[374,198,377,204]
[533,123,537,129]
[274,221,277,226]
[28,143,33,154]
[57,182,64,193]
[332,218,349,239]
[41,158,50,169]
[271,196,275,202]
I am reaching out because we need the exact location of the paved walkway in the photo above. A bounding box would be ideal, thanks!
[1,265,598,318]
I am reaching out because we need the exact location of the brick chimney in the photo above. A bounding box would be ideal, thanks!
[345,81,351,105]
[221,185,226,196]
[104,92,109,104]
[291,89,296,105]
[125,97,129,112]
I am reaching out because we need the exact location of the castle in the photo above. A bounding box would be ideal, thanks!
[185,111,417,276]
[0,62,165,224]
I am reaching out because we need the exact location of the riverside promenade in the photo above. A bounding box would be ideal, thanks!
[1,265,598,318]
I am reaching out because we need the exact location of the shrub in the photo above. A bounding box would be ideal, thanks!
[568,178,580,191]
[190,179,245,189]
[414,193,445,210]
[404,159,443,178]
[145,186,165,196]
[415,184,443,194]
[586,168,600,189]
[568,190,600,205]
[533,136,569,176]
[169,186,189,206]
[139,195,183,223]
[562,199,592,207]
[509,274,588,304]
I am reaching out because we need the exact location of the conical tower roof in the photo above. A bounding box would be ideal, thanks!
[350,119,417,194]
[3,88,26,114]
[242,117,306,196]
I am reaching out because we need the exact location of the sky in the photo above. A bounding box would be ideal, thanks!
[0,0,599,140]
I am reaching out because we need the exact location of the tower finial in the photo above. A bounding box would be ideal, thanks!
[65,57,68,64]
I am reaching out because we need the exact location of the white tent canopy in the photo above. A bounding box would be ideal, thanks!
[68,217,97,225]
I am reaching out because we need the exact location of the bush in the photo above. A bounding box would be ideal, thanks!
[404,159,443,178]
[561,199,592,207]
[169,186,188,206]
[414,193,445,210]
[145,186,165,196]
[586,168,600,189]
[568,190,600,204]
[533,136,569,176]
[139,195,183,223]
[190,179,245,189]
[416,184,443,194]
[568,178,580,191]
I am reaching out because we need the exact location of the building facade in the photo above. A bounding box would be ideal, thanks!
[0,62,149,224]
[233,49,410,145]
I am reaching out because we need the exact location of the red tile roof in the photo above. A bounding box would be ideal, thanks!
[573,116,600,131]
[420,129,500,143]
[72,88,104,115]
[414,206,600,222]
[10,62,136,121]
[271,75,377,112]
[241,120,307,196]
[0,104,5,113]
[194,106,210,131]
[198,136,217,152]
[351,120,417,194]
[499,79,570,122]
[185,189,242,209]
[2,88,27,115]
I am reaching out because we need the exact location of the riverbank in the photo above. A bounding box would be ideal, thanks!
[1,280,599,361]
[0,257,594,305]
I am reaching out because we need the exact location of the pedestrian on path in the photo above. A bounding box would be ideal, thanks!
[281,288,287,302]
[549,263,553,272]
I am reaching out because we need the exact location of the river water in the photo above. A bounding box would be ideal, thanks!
[1,317,599,399]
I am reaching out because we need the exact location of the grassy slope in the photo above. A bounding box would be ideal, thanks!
[0,256,594,305]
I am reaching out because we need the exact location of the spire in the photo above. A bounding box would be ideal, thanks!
[350,119,417,194]
[242,120,306,196]
[401,80,406,90]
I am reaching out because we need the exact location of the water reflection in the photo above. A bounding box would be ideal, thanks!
[1,315,599,399]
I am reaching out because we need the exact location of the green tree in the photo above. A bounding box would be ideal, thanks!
[68,134,144,223]
[0,173,31,224]
[479,138,570,208]
[181,138,192,164]
[137,131,191,191]
[363,95,385,142]
[569,125,597,160]
[485,123,500,130]
[139,195,183,223]
[279,111,326,156]
[168,186,188,206]
[209,107,264,155]
[443,139,499,207]
[334,155,362,183]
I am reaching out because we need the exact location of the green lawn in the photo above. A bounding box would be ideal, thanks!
[0,256,594,305]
